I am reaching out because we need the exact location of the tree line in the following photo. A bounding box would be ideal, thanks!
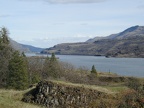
[0,27,98,90]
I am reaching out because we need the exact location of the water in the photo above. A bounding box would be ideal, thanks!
[26,53,144,77]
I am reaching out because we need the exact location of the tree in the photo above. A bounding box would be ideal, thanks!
[43,53,61,79]
[42,56,50,79]
[7,51,28,90]
[50,53,57,62]
[91,65,98,77]
[127,77,142,91]
[27,56,43,84]
[0,27,9,44]
[0,27,13,87]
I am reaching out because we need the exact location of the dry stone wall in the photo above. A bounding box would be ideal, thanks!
[23,81,114,108]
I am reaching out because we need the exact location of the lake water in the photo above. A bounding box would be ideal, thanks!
[26,53,144,78]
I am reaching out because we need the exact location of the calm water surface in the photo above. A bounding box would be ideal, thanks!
[26,53,144,77]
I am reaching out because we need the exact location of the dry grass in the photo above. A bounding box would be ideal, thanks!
[0,89,42,108]
[51,80,127,94]
[104,85,129,93]
[0,77,136,108]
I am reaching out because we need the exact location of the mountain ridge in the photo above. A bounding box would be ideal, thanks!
[87,25,144,42]
[41,25,144,58]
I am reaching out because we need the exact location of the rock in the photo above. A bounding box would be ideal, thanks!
[23,81,113,107]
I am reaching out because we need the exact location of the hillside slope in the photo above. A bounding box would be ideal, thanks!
[41,25,144,58]
[21,44,44,53]
[10,39,44,53]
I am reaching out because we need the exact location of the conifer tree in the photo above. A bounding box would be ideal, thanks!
[43,53,60,79]
[7,51,28,90]
[50,53,57,62]
[0,27,9,44]
[0,27,13,87]
[49,53,60,78]
[91,65,98,77]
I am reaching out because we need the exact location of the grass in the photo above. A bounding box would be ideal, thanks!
[51,80,128,94]
[0,81,115,108]
[104,85,129,93]
[98,72,118,77]
[0,89,42,108]
[0,77,138,108]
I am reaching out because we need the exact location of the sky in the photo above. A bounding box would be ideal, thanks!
[0,0,144,48]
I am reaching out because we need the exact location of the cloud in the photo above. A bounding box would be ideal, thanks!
[80,23,88,26]
[0,15,11,18]
[137,5,144,9]
[44,0,107,4]
[20,0,107,4]
[16,34,93,48]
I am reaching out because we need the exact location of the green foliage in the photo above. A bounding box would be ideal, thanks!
[7,51,29,90]
[0,27,13,88]
[118,90,144,108]
[0,89,42,108]
[91,65,98,77]
[127,77,142,91]
[0,27,9,44]
[21,52,26,57]
[31,74,40,84]
[50,53,57,62]
[42,56,50,78]
[27,57,42,85]
[43,53,61,79]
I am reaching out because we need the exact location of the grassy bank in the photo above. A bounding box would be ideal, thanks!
[0,89,42,108]
[52,80,129,94]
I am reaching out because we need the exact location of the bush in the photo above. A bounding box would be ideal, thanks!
[118,90,144,108]
[127,77,142,91]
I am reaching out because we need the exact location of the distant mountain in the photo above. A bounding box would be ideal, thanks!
[105,25,144,39]
[21,44,44,53]
[10,39,44,53]
[41,25,144,58]
[86,37,104,43]
[87,25,144,42]
[10,39,30,52]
